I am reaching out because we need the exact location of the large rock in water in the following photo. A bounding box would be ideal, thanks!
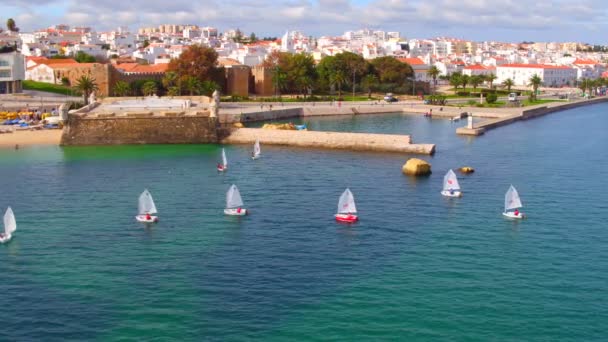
[262,123,296,130]
[402,158,432,176]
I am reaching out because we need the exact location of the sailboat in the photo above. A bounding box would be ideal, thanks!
[135,189,159,223]
[503,185,525,219]
[251,139,261,160]
[217,148,228,172]
[441,169,462,197]
[335,188,358,223]
[0,207,16,243]
[224,184,247,216]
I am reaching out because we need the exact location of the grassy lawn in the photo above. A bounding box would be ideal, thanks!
[521,99,565,106]
[23,80,79,96]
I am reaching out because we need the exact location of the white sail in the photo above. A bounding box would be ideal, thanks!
[253,139,261,157]
[504,185,523,212]
[226,184,244,209]
[337,188,357,214]
[222,148,227,166]
[3,207,16,236]
[443,169,461,191]
[138,189,158,215]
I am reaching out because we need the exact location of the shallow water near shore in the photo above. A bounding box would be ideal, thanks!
[1,105,607,340]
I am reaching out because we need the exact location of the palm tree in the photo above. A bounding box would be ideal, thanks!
[182,76,201,96]
[167,86,181,97]
[113,80,130,97]
[162,71,179,95]
[449,73,461,90]
[142,81,157,96]
[528,74,542,101]
[330,70,347,98]
[485,73,497,89]
[272,67,287,98]
[427,66,440,94]
[460,74,470,90]
[297,74,314,99]
[502,78,514,92]
[361,74,378,99]
[74,75,99,104]
[470,75,483,90]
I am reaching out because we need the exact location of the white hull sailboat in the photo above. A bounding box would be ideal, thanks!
[136,189,159,223]
[503,185,525,219]
[217,148,228,172]
[441,169,462,197]
[251,139,261,160]
[224,184,247,216]
[0,207,16,243]
[335,188,358,223]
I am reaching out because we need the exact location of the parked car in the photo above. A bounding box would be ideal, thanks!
[384,93,398,102]
[508,93,518,102]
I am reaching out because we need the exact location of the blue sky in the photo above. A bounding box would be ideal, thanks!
[2,0,608,43]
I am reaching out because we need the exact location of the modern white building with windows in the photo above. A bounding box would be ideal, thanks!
[0,50,25,94]
[496,64,577,87]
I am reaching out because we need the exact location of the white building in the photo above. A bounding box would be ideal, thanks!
[496,64,577,87]
[0,51,25,94]
[462,64,495,77]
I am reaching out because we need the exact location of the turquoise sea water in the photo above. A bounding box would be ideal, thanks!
[1,105,607,341]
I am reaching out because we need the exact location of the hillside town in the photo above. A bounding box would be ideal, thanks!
[2,20,608,98]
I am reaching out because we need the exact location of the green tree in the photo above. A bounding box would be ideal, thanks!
[528,74,542,100]
[361,74,378,99]
[330,70,347,98]
[371,56,413,85]
[249,32,258,43]
[287,53,316,97]
[449,72,462,90]
[460,74,470,90]
[182,75,201,96]
[167,44,222,84]
[74,51,96,63]
[470,75,483,90]
[272,68,288,97]
[142,81,157,96]
[73,75,99,104]
[485,73,497,89]
[427,66,440,93]
[502,78,514,92]
[6,18,19,32]
[113,80,130,97]
[200,80,219,96]
[486,92,498,103]
[162,71,180,95]
[167,86,181,97]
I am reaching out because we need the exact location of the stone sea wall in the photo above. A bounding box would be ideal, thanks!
[222,128,435,155]
[61,114,218,146]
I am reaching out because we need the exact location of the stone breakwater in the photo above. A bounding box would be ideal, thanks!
[456,97,608,136]
[221,128,436,155]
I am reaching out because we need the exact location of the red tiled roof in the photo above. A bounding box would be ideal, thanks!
[573,58,596,65]
[114,63,168,73]
[464,64,487,70]
[397,57,426,65]
[499,64,572,70]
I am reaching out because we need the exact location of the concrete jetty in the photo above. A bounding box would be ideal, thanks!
[456,96,608,136]
[221,128,436,155]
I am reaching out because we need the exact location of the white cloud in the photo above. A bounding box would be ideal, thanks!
[4,0,608,42]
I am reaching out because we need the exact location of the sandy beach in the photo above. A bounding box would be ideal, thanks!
[0,129,63,148]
